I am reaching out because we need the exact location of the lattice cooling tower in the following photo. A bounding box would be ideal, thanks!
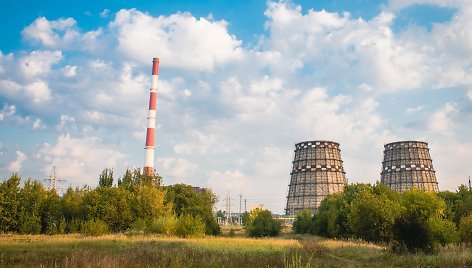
[285,141,347,215]
[380,141,439,192]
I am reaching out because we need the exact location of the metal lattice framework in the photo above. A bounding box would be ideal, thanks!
[380,141,439,192]
[285,140,347,215]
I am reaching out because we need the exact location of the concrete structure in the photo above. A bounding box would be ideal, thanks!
[380,141,439,192]
[143,58,160,176]
[285,140,347,215]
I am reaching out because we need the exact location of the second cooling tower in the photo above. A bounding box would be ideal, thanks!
[285,141,347,215]
[380,141,439,192]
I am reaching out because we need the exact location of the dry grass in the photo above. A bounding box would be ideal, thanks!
[2,234,472,267]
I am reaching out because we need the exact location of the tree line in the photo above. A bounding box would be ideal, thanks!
[0,169,220,237]
[292,183,472,253]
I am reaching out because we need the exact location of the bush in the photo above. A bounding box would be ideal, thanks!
[175,214,205,238]
[81,219,109,236]
[148,215,177,236]
[67,218,81,233]
[19,216,41,234]
[246,209,281,237]
[459,214,472,244]
[292,209,314,234]
[130,218,148,234]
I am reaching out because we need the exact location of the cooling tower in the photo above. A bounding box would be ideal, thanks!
[380,141,439,192]
[285,141,347,215]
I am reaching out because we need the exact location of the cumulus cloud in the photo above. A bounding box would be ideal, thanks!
[428,102,458,134]
[61,65,77,77]
[0,104,16,122]
[35,134,126,186]
[19,50,62,77]
[156,157,198,183]
[8,151,28,172]
[109,9,243,71]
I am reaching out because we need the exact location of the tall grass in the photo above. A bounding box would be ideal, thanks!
[1,234,472,267]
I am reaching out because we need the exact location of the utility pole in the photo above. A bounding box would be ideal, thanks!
[469,176,471,191]
[225,193,231,225]
[244,199,247,212]
[239,194,242,225]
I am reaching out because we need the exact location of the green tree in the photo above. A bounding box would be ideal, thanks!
[40,190,63,234]
[392,189,457,253]
[459,214,472,244]
[18,179,48,234]
[165,184,220,235]
[0,173,21,232]
[292,209,314,234]
[98,168,114,187]
[246,209,281,237]
[348,190,403,242]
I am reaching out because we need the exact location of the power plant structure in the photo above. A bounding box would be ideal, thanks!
[143,58,160,176]
[285,140,347,215]
[380,141,439,192]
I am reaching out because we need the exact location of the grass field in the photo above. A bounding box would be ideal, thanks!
[1,233,472,267]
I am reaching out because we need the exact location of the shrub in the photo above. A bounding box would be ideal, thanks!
[130,218,148,234]
[81,219,109,236]
[246,209,281,237]
[175,214,205,238]
[292,209,314,234]
[67,218,81,233]
[148,215,177,236]
[19,216,41,234]
[459,214,472,244]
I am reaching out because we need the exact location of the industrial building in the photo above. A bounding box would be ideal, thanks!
[380,141,439,192]
[285,140,347,215]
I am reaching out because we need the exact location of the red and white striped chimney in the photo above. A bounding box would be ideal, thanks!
[143,58,159,176]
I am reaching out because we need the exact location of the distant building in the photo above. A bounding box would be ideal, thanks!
[285,140,347,215]
[380,141,439,192]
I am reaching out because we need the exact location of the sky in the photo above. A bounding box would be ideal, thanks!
[1,0,472,214]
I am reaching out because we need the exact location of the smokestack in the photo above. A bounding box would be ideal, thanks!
[143,58,159,176]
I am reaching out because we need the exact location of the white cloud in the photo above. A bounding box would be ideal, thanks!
[110,9,243,71]
[19,50,62,77]
[8,151,28,172]
[406,105,425,115]
[22,17,77,47]
[35,134,126,186]
[468,90,472,101]
[0,104,16,122]
[61,65,77,77]
[32,118,45,130]
[156,157,198,182]
[100,9,111,18]
[25,80,52,104]
[428,102,458,134]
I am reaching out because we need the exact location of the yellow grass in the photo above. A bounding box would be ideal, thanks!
[318,238,385,250]
[0,233,301,252]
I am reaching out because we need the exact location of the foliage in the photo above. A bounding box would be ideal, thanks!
[292,209,314,234]
[98,168,114,187]
[175,214,205,238]
[165,184,220,235]
[246,209,281,237]
[459,214,472,244]
[348,189,402,242]
[0,173,21,232]
[148,215,177,236]
[81,219,109,236]
[391,189,457,253]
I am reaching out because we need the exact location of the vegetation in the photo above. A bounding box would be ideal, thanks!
[2,234,472,267]
[244,208,282,237]
[0,171,219,238]
[294,182,472,253]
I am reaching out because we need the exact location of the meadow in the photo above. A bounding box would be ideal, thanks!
[1,233,472,267]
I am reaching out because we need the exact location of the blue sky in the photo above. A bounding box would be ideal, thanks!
[1,0,472,213]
